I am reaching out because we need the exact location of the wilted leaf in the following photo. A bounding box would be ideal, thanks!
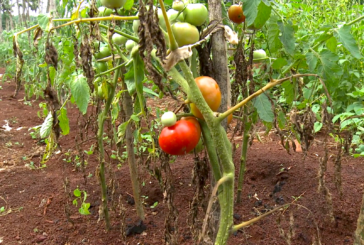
[40,112,53,139]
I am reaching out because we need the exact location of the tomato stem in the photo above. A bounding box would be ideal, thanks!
[158,0,179,51]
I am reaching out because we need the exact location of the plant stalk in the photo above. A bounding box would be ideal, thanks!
[236,106,250,203]
[96,59,122,230]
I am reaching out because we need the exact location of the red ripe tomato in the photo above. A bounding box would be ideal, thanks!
[159,120,200,155]
[181,116,201,136]
[190,76,221,120]
[228,4,245,24]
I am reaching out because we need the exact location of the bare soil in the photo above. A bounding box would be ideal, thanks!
[0,77,363,245]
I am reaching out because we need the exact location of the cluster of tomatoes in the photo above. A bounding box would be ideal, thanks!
[158,76,233,155]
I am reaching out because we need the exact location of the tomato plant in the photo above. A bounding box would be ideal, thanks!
[228,4,245,24]
[190,76,222,119]
[171,22,200,47]
[158,120,200,155]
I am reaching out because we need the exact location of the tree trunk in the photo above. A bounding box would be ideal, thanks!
[206,0,230,243]
[22,0,27,27]
[16,0,23,26]
[47,0,56,14]
[208,0,230,128]
[354,191,364,244]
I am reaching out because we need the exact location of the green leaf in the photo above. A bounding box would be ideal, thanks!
[40,112,53,139]
[277,21,295,55]
[317,49,341,93]
[272,58,287,70]
[266,15,282,53]
[58,108,70,135]
[73,188,81,197]
[243,0,271,29]
[334,25,362,59]
[132,51,145,114]
[124,63,136,95]
[277,111,287,129]
[253,93,274,122]
[143,86,158,97]
[79,203,91,215]
[131,114,140,122]
[37,14,51,31]
[70,74,90,114]
[326,36,337,53]
[243,0,260,27]
[305,52,318,72]
[123,0,134,10]
[49,67,56,86]
[281,80,294,105]
[314,122,323,133]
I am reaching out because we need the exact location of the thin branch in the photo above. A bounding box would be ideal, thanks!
[218,74,320,121]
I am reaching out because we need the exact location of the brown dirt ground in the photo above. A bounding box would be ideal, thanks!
[0,76,363,245]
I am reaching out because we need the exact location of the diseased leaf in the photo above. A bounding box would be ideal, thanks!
[334,25,362,59]
[277,21,295,55]
[117,121,129,142]
[40,112,53,139]
[70,74,90,114]
[253,93,274,122]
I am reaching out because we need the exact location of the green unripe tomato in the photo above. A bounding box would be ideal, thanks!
[161,111,177,127]
[253,49,267,63]
[172,0,186,12]
[183,4,208,27]
[167,9,184,23]
[94,46,111,59]
[101,0,126,9]
[98,6,113,16]
[125,40,136,51]
[171,22,200,47]
[97,85,104,99]
[95,62,108,73]
[112,33,128,46]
